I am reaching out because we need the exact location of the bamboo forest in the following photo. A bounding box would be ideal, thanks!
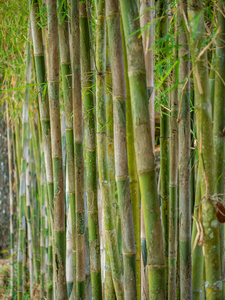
[0,0,225,299]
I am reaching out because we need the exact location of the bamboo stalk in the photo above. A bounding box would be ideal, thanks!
[106,0,137,298]
[121,18,141,300]
[178,2,192,299]
[119,0,166,298]
[191,168,203,299]
[80,2,102,298]
[25,133,34,295]
[40,148,46,300]
[71,0,86,297]
[17,37,32,300]
[6,101,14,297]
[214,1,225,295]
[105,39,117,298]
[47,0,67,298]
[96,0,124,298]
[30,2,54,296]
[58,1,76,296]
[157,1,170,289]
[188,0,222,297]
[168,17,178,299]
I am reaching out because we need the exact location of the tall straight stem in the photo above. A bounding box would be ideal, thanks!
[47,0,67,298]
[6,101,14,296]
[157,1,170,288]
[178,2,191,299]
[119,0,166,298]
[80,2,102,299]
[214,0,225,295]
[106,0,137,298]
[17,37,32,300]
[71,0,86,297]
[168,21,178,299]
[58,1,76,296]
[96,0,124,298]
[188,0,222,297]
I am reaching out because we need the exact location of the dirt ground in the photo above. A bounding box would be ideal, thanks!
[0,258,11,299]
[0,258,41,299]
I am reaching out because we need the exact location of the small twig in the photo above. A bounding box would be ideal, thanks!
[195,65,203,95]
[207,61,225,86]
[197,29,218,61]
[160,104,171,113]
[179,1,190,33]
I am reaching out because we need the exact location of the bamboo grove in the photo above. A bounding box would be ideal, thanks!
[0,0,225,299]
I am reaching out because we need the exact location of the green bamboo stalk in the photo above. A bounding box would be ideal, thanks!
[80,2,102,299]
[15,118,22,178]
[57,1,76,296]
[178,2,191,299]
[40,148,46,300]
[140,0,155,146]
[6,101,14,297]
[105,39,117,298]
[47,0,67,298]
[17,37,32,300]
[157,0,170,288]
[12,124,20,221]
[191,168,203,299]
[168,19,178,299]
[188,0,222,298]
[121,18,141,299]
[30,116,41,196]
[30,2,54,296]
[106,1,137,298]
[61,111,67,207]
[119,0,166,298]
[66,203,74,298]
[71,0,85,297]
[214,1,225,295]
[29,137,40,284]
[30,0,53,221]
[96,0,124,298]
[25,134,34,295]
